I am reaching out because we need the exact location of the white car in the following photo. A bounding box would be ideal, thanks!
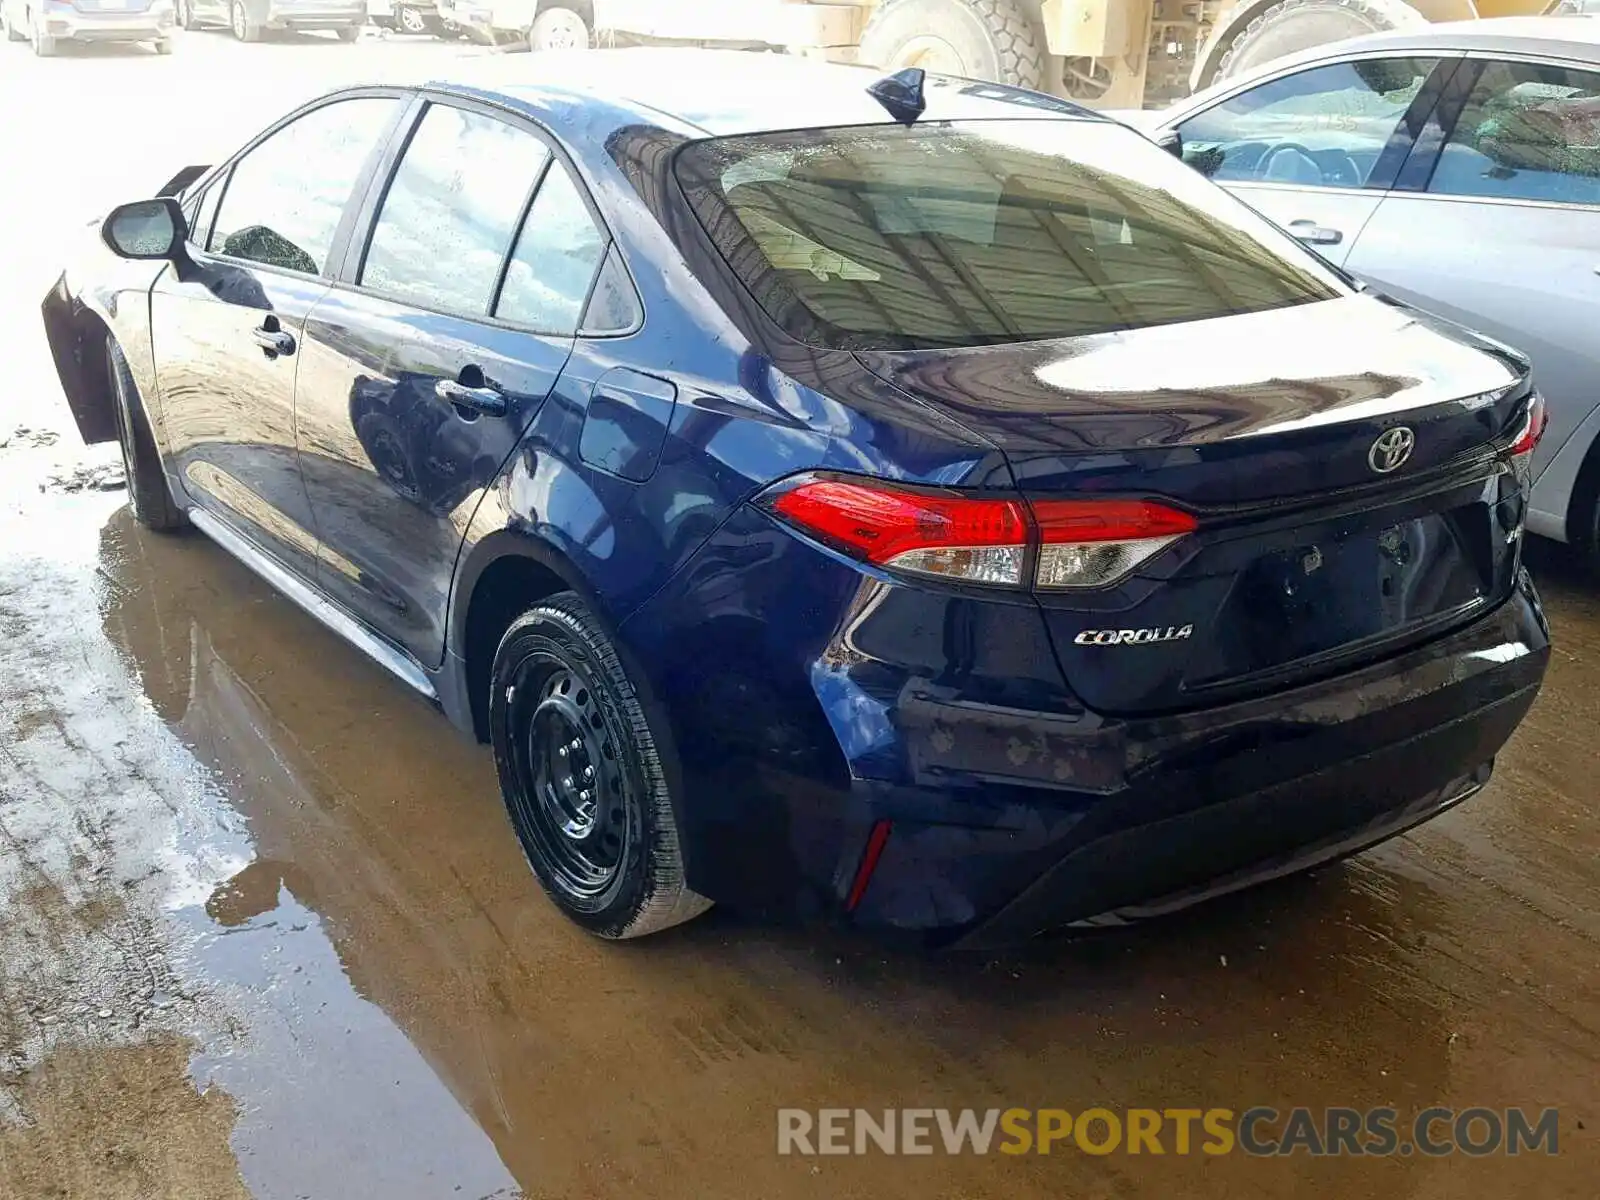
[1136,17,1600,563]
[1,0,176,54]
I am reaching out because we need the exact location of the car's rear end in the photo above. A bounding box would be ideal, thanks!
[633,105,1549,944]
[262,0,365,32]
[36,0,173,46]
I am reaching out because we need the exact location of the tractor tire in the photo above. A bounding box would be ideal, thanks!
[1212,0,1427,87]
[858,0,1047,92]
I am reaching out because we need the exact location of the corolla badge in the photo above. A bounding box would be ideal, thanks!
[1368,426,1416,474]
[1074,625,1194,646]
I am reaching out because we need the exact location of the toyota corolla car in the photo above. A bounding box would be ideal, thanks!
[41,51,1549,946]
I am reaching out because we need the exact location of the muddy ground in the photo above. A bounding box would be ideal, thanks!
[1,29,1596,1200]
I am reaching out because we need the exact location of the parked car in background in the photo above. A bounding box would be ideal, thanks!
[42,52,1548,945]
[175,0,364,40]
[1131,18,1600,566]
[1,0,175,55]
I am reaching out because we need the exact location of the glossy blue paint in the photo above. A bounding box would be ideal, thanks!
[44,51,1552,943]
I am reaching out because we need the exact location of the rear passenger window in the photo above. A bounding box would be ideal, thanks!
[210,97,397,275]
[1176,58,1438,189]
[361,103,550,315]
[1428,60,1600,206]
[495,162,608,334]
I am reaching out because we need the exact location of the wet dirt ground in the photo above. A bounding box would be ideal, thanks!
[2,30,1598,1200]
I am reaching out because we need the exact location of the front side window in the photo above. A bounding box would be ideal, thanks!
[1176,58,1439,189]
[1427,60,1600,205]
[496,162,609,334]
[361,103,551,315]
[676,119,1345,351]
[210,97,398,275]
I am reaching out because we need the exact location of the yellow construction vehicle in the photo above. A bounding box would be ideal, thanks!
[491,0,1562,108]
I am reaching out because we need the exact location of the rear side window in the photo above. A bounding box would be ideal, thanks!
[361,103,551,315]
[495,162,608,334]
[1175,58,1438,188]
[210,97,398,275]
[1428,60,1600,206]
[676,119,1344,351]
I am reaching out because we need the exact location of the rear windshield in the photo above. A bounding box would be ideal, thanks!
[675,119,1345,351]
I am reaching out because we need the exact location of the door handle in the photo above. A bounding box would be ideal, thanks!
[436,378,507,418]
[1288,219,1343,246]
[252,326,295,356]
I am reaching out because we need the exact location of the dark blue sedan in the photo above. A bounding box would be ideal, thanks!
[44,50,1549,945]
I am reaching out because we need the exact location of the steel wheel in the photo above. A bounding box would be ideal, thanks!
[506,662,631,900]
[490,594,710,938]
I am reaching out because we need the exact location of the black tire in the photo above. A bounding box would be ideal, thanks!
[490,593,710,939]
[107,336,188,532]
[335,21,360,40]
[858,0,1046,92]
[229,0,260,41]
[1212,0,1425,86]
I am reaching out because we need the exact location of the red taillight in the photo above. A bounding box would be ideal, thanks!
[1510,392,1546,459]
[765,476,1195,590]
[770,477,1030,585]
[845,819,892,912]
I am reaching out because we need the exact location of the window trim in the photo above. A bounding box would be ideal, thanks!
[187,86,414,285]
[332,89,642,340]
[1170,50,1463,195]
[1397,50,1600,211]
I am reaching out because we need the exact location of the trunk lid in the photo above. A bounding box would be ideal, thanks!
[855,296,1533,715]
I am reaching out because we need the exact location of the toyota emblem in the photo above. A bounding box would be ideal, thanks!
[1368,426,1415,474]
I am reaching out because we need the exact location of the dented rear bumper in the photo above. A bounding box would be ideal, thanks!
[834,569,1548,944]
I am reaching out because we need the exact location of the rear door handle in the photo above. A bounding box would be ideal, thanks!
[436,378,507,418]
[252,326,295,356]
[1288,219,1343,246]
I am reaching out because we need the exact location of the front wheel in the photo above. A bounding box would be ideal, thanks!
[490,593,710,939]
[107,336,188,532]
[178,0,199,30]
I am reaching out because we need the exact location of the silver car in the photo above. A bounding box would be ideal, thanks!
[1,0,176,54]
[1137,17,1600,562]
[174,0,363,39]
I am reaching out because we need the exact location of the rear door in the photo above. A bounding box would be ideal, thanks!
[1171,53,1455,265]
[149,93,403,582]
[294,97,610,667]
[1343,53,1600,510]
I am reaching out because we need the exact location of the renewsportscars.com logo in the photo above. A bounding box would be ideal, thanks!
[776,1107,1560,1158]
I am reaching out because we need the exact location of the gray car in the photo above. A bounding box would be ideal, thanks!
[175,0,363,39]
[1,0,176,54]
[1135,17,1600,563]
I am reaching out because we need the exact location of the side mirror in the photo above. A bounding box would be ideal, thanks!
[101,198,187,261]
[1154,128,1183,158]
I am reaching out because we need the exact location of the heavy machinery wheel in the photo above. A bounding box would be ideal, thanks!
[528,4,588,50]
[1212,0,1427,86]
[858,0,1047,91]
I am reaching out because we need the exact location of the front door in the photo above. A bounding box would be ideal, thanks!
[1171,55,1453,267]
[294,99,611,666]
[150,93,402,583]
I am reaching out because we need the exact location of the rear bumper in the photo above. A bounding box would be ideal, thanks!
[46,8,172,38]
[857,572,1548,945]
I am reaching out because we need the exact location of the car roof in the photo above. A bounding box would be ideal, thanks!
[1329,14,1600,58]
[414,48,1102,139]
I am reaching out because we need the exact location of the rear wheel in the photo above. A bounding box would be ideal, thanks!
[1212,0,1425,85]
[490,593,710,939]
[335,21,360,40]
[107,336,188,533]
[858,0,1046,92]
[229,0,259,41]
[527,5,587,50]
